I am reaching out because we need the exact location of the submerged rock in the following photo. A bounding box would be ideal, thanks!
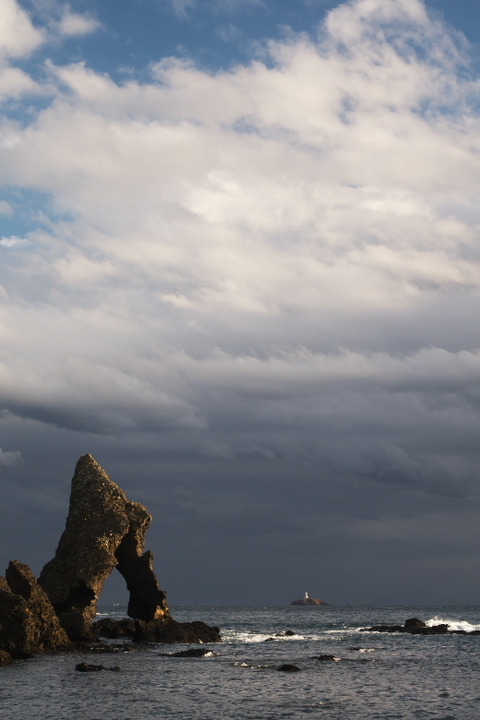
[277,664,301,672]
[0,561,72,659]
[75,662,120,672]
[39,454,169,642]
[164,647,220,657]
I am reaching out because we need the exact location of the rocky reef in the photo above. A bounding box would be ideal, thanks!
[0,454,220,664]
[361,617,480,635]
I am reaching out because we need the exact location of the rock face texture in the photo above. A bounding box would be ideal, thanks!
[39,454,169,642]
[0,650,13,666]
[0,561,72,659]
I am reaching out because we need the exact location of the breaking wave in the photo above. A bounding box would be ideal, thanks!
[426,616,480,633]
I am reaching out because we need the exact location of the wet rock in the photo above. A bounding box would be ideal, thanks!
[277,664,301,672]
[314,654,340,661]
[39,454,169,642]
[75,662,120,672]
[0,650,13,666]
[93,618,136,639]
[405,617,427,630]
[80,642,134,653]
[0,561,72,659]
[361,618,449,635]
[415,624,449,635]
[132,618,221,644]
[75,662,104,672]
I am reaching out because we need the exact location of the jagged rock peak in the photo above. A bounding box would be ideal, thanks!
[39,454,169,643]
[0,561,72,659]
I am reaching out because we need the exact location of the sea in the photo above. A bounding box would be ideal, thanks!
[1,605,480,719]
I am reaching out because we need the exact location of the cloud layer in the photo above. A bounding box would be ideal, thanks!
[1,0,480,603]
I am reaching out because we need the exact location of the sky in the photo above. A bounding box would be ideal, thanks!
[1,0,480,607]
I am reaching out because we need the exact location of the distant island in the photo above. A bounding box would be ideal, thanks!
[291,591,328,606]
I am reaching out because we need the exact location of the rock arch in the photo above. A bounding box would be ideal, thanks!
[39,454,168,641]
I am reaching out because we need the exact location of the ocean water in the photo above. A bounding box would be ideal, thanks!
[1,605,480,719]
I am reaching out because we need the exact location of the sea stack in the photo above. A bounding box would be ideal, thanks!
[0,454,220,663]
[291,591,328,606]
[38,454,220,645]
[39,454,168,641]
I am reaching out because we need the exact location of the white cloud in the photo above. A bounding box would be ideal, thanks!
[0,0,44,59]
[0,66,41,99]
[0,0,479,496]
[0,235,29,247]
[56,11,100,37]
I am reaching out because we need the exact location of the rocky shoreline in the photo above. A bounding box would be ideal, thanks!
[0,455,220,666]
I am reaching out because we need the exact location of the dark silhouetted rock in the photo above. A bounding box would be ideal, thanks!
[39,454,169,642]
[79,642,135,653]
[132,618,221,644]
[361,618,449,635]
[405,618,427,630]
[0,650,13,666]
[277,664,300,672]
[75,662,120,672]
[76,662,104,672]
[93,618,137,639]
[0,561,72,659]
[315,654,339,661]
[94,615,220,644]
[166,647,220,657]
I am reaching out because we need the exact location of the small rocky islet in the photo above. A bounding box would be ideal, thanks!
[291,592,328,606]
[0,454,220,666]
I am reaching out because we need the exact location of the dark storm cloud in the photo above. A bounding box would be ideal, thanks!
[1,0,480,604]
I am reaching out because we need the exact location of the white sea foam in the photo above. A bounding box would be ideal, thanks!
[222,631,325,643]
[426,616,480,633]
